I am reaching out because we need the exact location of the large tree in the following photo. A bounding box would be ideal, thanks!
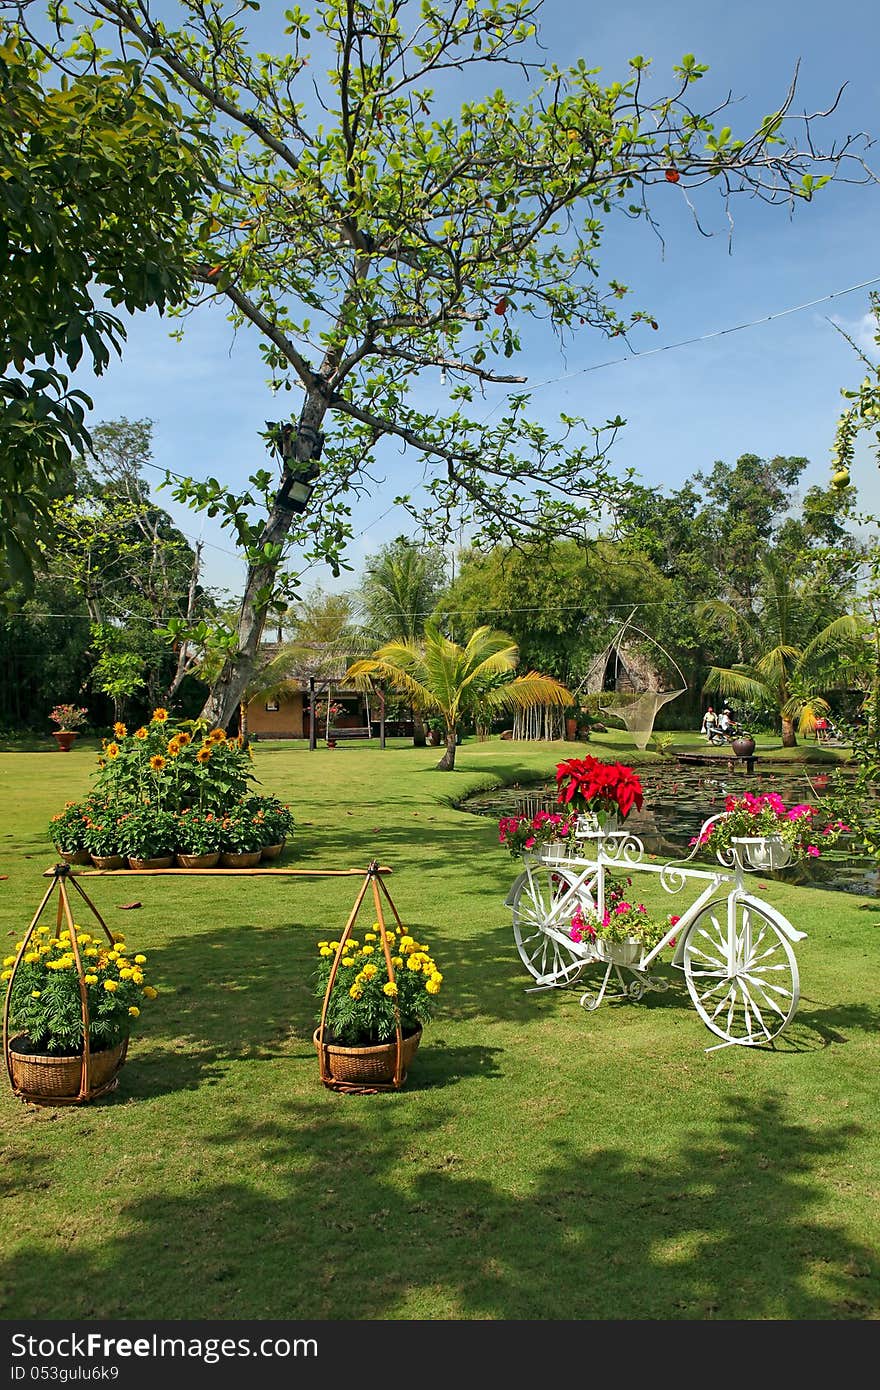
[16,0,872,724]
[0,28,206,593]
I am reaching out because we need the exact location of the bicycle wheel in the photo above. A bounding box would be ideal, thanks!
[682,895,799,1045]
[510,863,590,985]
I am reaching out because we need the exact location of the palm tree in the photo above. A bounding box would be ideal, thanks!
[358,540,447,745]
[346,623,571,770]
[699,554,860,747]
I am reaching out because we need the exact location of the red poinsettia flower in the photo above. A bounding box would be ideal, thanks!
[555,756,644,818]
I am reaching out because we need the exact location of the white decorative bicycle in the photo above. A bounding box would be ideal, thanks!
[505,815,805,1051]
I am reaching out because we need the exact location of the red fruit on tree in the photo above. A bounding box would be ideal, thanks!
[665,168,680,183]
[494,296,508,316]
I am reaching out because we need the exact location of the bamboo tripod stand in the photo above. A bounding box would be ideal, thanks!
[4,864,125,1103]
[316,861,417,1094]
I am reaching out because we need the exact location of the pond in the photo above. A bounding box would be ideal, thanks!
[460,762,879,897]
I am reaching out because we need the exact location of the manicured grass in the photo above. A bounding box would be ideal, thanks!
[0,733,878,1320]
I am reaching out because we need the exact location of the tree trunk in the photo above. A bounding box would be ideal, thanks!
[781,716,798,748]
[201,394,327,728]
[239,699,248,741]
[436,728,457,771]
[412,710,427,747]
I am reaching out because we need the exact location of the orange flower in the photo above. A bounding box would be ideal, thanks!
[106,742,120,759]
[149,754,167,772]
[196,746,212,764]
[176,731,191,747]
[152,707,169,723]
[113,721,127,738]
[167,738,181,757]
[208,728,227,744]
[134,727,148,740]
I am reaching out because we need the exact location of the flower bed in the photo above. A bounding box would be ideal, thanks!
[48,711,295,867]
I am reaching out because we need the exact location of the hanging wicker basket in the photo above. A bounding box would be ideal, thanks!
[3,866,131,1105]
[313,1027,421,1087]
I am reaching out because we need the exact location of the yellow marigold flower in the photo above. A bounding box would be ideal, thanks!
[167,739,181,757]
[134,727,148,740]
[392,956,403,968]
[2,955,14,967]
[31,990,42,999]
[106,742,120,759]
[119,968,134,981]
[134,954,146,964]
[177,731,191,746]
[429,972,443,985]
[113,722,127,738]
[347,940,360,951]
[407,956,422,972]
[149,754,167,772]
[112,934,125,944]
[1,969,11,982]
[128,1006,140,1018]
[425,979,441,995]
[360,944,375,955]
[349,985,363,1000]
[341,957,355,967]
[399,935,414,949]
[103,979,119,992]
[196,746,212,764]
[361,964,378,980]
[24,952,39,964]
[36,926,49,936]
[107,951,119,962]
[364,933,377,942]
[84,975,98,986]
[317,941,329,949]
[77,934,92,945]
[355,972,367,985]
[142,986,158,999]
[383,982,398,997]
[329,942,341,950]
[152,707,169,723]
[131,970,144,985]
[319,947,333,957]
[84,948,99,959]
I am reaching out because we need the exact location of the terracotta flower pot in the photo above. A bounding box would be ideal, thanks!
[52,731,78,752]
[56,848,91,866]
[260,841,285,861]
[176,852,221,869]
[219,850,263,868]
[7,1036,128,1104]
[90,854,125,871]
[127,856,175,870]
[313,1026,422,1088]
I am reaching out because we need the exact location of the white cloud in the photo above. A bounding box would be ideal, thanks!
[828,310,880,359]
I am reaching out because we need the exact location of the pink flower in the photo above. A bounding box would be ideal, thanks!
[807,845,820,857]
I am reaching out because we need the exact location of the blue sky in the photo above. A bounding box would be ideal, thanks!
[69,0,880,599]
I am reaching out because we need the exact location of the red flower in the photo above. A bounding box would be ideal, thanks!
[555,756,644,817]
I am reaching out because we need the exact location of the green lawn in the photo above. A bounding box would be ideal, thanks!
[0,732,877,1320]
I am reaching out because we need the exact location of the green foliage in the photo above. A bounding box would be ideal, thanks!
[93,714,256,813]
[0,34,208,589]
[175,808,224,856]
[315,928,442,1047]
[115,806,178,859]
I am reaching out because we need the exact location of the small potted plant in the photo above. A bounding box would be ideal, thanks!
[116,807,178,870]
[49,704,88,752]
[175,808,223,868]
[425,715,445,747]
[313,924,443,1086]
[244,796,295,860]
[569,880,666,967]
[498,809,580,861]
[82,813,125,870]
[2,923,158,1102]
[48,802,91,865]
[692,793,844,869]
[555,755,644,835]
[218,806,267,867]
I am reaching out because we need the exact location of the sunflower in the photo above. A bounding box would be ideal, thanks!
[151,707,169,723]
[196,746,212,764]
[176,731,191,747]
[208,728,227,744]
[167,738,181,757]
[149,754,167,772]
[106,742,120,759]
[134,727,148,740]
[113,721,127,738]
